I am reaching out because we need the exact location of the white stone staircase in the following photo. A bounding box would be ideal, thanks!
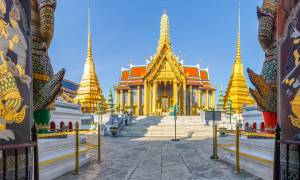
[120,116,212,138]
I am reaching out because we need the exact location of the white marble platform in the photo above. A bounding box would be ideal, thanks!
[39,135,94,180]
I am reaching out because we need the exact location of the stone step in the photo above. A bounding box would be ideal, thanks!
[121,116,208,137]
[120,132,212,137]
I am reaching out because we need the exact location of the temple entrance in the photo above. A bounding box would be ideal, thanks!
[157,82,173,115]
[161,97,169,112]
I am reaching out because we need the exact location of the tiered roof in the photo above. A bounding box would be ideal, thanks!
[116,65,212,90]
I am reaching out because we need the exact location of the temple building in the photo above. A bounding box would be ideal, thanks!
[114,11,215,116]
[75,4,106,113]
[224,7,255,114]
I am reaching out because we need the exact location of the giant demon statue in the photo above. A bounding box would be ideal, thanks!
[31,0,65,129]
[247,0,278,115]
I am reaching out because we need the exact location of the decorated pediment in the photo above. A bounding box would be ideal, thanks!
[144,54,186,83]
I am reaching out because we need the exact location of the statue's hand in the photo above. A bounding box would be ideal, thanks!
[39,6,55,47]
[20,74,31,88]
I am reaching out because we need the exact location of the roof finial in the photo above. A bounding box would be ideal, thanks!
[235,0,241,63]
[87,0,92,59]
[157,9,172,53]
[163,8,167,15]
[238,0,240,37]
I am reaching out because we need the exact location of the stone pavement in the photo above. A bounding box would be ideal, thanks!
[56,136,262,180]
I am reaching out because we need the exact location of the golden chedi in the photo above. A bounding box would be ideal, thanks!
[224,7,255,114]
[75,4,105,113]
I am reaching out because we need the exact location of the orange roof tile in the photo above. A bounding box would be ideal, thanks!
[131,66,146,77]
[184,67,199,77]
[121,70,130,81]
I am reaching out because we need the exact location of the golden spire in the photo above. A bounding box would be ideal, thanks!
[75,0,104,113]
[224,2,254,114]
[87,0,92,59]
[157,10,172,53]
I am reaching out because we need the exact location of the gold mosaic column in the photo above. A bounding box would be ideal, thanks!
[198,88,201,110]
[189,86,193,115]
[153,81,158,115]
[137,85,140,115]
[212,90,215,109]
[115,90,119,112]
[128,89,131,112]
[206,89,209,110]
[120,90,123,111]
[173,80,178,105]
[143,81,148,115]
[183,81,187,115]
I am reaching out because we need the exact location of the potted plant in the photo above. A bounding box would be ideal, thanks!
[218,126,227,137]
[110,126,118,136]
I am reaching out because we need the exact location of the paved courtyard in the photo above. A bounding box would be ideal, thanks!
[57,136,262,180]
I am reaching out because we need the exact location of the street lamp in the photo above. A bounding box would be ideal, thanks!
[170,104,179,141]
[97,99,103,126]
[210,106,218,159]
[96,99,103,162]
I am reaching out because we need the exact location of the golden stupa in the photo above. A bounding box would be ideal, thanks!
[224,6,255,114]
[75,3,105,113]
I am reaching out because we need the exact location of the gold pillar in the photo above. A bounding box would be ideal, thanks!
[115,90,119,112]
[137,85,140,115]
[173,80,178,105]
[128,89,131,110]
[198,88,201,110]
[189,85,193,115]
[149,84,152,113]
[120,90,123,111]
[183,81,186,115]
[212,90,215,109]
[143,81,148,115]
[206,89,209,110]
[153,80,157,115]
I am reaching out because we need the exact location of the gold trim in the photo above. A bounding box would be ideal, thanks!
[32,72,50,81]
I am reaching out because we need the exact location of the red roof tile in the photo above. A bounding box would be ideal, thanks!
[131,66,146,77]
[184,67,199,77]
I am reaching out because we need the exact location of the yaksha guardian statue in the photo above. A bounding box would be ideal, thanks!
[31,0,65,130]
[247,0,278,117]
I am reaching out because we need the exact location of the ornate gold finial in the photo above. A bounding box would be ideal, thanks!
[157,10,172,53]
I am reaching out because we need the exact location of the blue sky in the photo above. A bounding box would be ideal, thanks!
[49,0,264,100]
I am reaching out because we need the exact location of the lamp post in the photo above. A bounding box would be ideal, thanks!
[97,99,103,125]
[171,104,179,141]
[210,106,218,159]
[96,99,103,161]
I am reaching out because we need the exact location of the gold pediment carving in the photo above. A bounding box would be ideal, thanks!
[144,54,186,83]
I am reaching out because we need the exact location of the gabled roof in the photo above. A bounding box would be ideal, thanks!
[121,70,130,81]
[200,69,209,81]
